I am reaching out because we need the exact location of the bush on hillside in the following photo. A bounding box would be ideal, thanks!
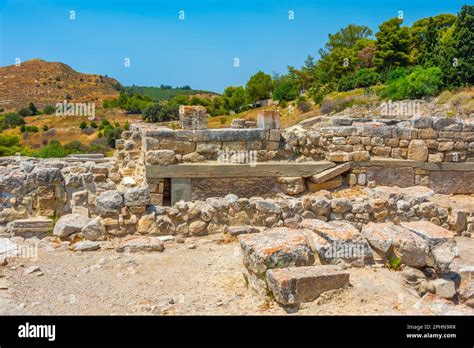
[43,105,56,115]
[3,112,25,128]
[381,66,443,100]
[337,68,381,91]
[35,140,68,158]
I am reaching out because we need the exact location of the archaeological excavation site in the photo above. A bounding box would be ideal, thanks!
[1,106,473,315]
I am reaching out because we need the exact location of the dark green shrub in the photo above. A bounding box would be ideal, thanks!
[43,105,56,115]
[36,140,67,158]
[64,141,87,153]
[3,113,25,128]
[18,108,31,117]
[337,68,381,91]
[381,66,443,100]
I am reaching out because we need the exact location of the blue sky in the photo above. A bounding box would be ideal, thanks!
[0,0,468,92]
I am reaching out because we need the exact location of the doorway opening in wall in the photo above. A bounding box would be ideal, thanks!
[163,178,171,206]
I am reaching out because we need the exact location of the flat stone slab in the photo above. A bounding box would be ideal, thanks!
[116,236,165,253]
[238,227,314,276]
[301,219,373,266]
[400,221,457,272]
[7,217,54,237]
[361,222,429,268]
[266,265,350,305]
[308,162,351,184]
[368,186,435,204]
[400,221,455,244]
[146,161,335,178]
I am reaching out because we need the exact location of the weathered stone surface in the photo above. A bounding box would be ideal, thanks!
[116,236,164,253]
[412,117,433,129]
[401,221,456,272]
[361,222,429,267]
[239,227,314,275]
[124,186,150,207]
[301,219,373,266]
[73,240,100,251]
[266,265,350,305]
[431,278,456,299]
[309,163,350,184]
[302,196,331,217]
[255,199,281,214]
[189,220,207,235]
[408,140,428,161]
[257,110,280,130]
[276,177,305,195]
[327,152,353,162]
[196,142,221,154]
[146,150,177,165]
[96,190,124,215]
[330,198,352,214]
[401,220,454,243]
[429,171,474,194]
[307,176,343,192]
[53,214,92,238]
[80,217,107,241]
[414,293,474,315]
[225,225,261,236]
[7,217,54,237]
[366,167,415,187]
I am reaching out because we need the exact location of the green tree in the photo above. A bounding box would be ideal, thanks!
[381,66,442,100]
[28,102,38,116]
[438,5,474,86]
[273,75,300,101]
[142,103,179,122]
[245,71,273,103]
[228,86,247,111]
[3,112,25,128]
[320,24,373,57]
[373,18,411,71]
[18,108,31,117]
[409,14,456,66]
[43,105,56,115]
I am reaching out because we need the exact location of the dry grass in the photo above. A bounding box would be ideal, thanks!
[4,108,141,148]
[158,104,321,130]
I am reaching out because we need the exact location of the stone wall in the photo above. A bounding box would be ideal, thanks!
[0,156,121,226]
[284,117,474,163]
[94,185,471,239]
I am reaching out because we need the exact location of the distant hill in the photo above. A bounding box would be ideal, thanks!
[0,59,122,111]
[124,85,218,101]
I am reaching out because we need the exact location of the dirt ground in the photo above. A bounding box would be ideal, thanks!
[1,233,473,316]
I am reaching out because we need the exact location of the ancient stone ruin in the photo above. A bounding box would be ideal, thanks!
[1,106,473,312]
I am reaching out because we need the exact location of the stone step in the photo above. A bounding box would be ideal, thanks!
[7,217,54,237]
[308,162,351,184]
[362,222,429,268]
[301,219,373,267]
[266,265,350,306]
[238,227,314,276]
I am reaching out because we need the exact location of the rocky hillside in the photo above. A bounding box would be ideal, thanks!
[0,59,122,111]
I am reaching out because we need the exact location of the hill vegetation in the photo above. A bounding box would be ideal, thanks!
[124,85,217,101]
[103,5,473,124]
[0,59,122,111]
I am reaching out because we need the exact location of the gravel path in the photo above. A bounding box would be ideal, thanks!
[1,234,473,315]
